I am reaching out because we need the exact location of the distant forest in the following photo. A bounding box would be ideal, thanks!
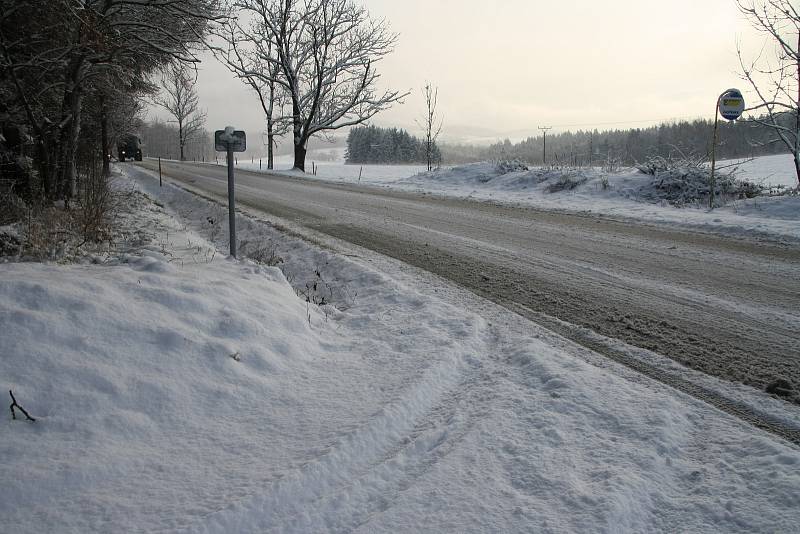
[139,120,215,162]
[346,125,440,165]
[440,113,797,166]
[140,112,796,167]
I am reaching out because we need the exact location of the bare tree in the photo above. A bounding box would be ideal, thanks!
[737,0,800,187]
[211,17,289,169]
[153,63,208,161]
[417,83,443,171]
[216,0,408,172]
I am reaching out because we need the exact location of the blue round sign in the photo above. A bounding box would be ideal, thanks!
[719,89,745,121]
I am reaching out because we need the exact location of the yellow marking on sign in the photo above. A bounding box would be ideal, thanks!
[722,98,742,107]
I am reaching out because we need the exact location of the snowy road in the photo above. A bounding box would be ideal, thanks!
[137,161,800,414]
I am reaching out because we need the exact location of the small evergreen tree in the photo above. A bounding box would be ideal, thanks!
[346,125,436,165]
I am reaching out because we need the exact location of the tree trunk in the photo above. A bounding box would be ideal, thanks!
[37,138,53,201]
[64,89,82,200]
[55,92,81,201]
[267,76,276,170]
[292,107,306,171]
[267,132,274,170]
[100,93,110,178]
[179,122,185,161]
[794,151,800,190]
[56,54,85,201]
[293,143,306,171]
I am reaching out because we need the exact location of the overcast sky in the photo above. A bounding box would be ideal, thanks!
[148,0,766,144]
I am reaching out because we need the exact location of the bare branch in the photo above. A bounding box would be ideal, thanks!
[9,390,36,422]
[737,0,800,187]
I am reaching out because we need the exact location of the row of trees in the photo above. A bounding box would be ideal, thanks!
[441,113,796,167]
[211,0,407,171]
[345,125,439,165]
[139,120,216,163]
[0,0,221,204]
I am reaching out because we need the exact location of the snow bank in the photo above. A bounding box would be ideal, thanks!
[0,175,488,532]
[409,161,800,242]
[1,194,334,532]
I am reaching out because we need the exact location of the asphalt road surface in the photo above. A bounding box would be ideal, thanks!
[137,160,800,430]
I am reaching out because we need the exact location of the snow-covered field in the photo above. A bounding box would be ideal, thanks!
[2,165,799,532]
[239,160,429,184]
[220,144,428,183]
[223,153,800,242]
[726,153,799,189]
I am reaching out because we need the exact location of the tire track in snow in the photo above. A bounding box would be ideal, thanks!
[187,352,468,533]
[285,357,492,533]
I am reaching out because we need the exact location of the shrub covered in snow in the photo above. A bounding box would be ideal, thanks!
[494,159,529,174]
[239,239,283,266]
[636,155,690,176]
[545,173,588,193]
[0,174,28,225]
[636,156,763,207]
[0,225,21,256]
[0,180,144,262]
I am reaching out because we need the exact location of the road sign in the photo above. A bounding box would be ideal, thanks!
[719,89,745,121]
[214,126,245,257]
[710,88,746,209]
[215,128,247,152]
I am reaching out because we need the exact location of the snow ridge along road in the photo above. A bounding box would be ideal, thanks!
[136,161,800,437]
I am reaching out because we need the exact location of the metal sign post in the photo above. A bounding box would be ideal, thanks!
[227,144,236,257]
[709,89,745,209]
[214,127,247,257]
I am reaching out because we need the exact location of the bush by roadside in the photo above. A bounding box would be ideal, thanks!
[0,170,132,262]
[636,155,763,207]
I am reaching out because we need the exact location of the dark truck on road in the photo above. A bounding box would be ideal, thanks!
[117,134,142,162]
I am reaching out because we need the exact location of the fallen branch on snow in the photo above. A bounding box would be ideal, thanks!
[9,390,36,422]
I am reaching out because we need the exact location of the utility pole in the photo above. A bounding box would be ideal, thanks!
[539,126,552,165]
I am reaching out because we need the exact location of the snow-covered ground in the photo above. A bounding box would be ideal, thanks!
[219,144,428,183]
[2,166,800,533]
[239,159,429,185]
[222,153,800,242]
[726,153,799,189]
